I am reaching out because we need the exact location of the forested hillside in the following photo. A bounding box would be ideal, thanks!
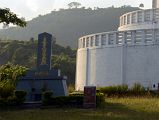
[0,6,139,48]
[0,40,76,84]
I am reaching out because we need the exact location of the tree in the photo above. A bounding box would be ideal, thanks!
[52,54,76,85]
[0,63,27,99]
[0,8,26,27]
[68,2,81,9]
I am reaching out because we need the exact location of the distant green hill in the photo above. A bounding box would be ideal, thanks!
[0,7,139,48]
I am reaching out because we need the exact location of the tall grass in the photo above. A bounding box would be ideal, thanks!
[98,83,150,97]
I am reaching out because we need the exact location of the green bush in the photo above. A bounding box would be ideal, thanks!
[130,83,146,95]
[98,84,149,97]
[54,96,83,107]
[96,92,105,107]
[14,90,27,104]
[0,80,15,99]
[0,90,27,106]
[98,85,128,96]
[42,91,105,107]
[43,91,53,98]
[42,91,53,105]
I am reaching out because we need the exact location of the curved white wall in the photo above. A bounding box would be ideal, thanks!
[76,29,159,91]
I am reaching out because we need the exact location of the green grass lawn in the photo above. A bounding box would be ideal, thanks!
[0,97,159,120]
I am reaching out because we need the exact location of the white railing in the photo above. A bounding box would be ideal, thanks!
[119,8,159,28]
[78,29,159,49]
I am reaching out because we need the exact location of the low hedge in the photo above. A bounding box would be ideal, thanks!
[14,90,27,104]
[98,84,150,97]
[42,91,105,107]
[0,90,27,106]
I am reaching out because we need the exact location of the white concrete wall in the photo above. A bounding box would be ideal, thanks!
[94,47,122,87]
[76,44,159,91]
[76,46,123,91]
[125,45,159,89]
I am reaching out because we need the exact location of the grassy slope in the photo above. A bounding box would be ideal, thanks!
[0,98,159,120]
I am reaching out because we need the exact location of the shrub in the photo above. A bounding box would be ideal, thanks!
[43,91,53,99]
[42,91,105,107]
[98,85,128,97]
[42,91,53,105]
[42,95,83,107]
[14,90,27,104]
[130,83,146,95]
[0,80,15,99]
[96,92,105,107]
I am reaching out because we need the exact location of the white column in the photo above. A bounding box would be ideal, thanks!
[99,34,102,47]
[130,13,133,24]
[135,12,138,23]
[114,32,117,45]
[122,32,126,45]
[142,30,145,44]
[125,15,128,25]
[122,16,124,26]
[150,9,154,21]
[131,31,135,45]
[106,34,109,45]
[152,29,156,44]
[142,11,145,22]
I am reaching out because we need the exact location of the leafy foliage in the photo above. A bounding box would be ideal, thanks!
[68,2,81,8]
[0,63,27,82]
[0,8,26,27]
[52,54,76,84]
[0,63,27,103]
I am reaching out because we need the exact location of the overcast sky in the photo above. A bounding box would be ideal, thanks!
[0,0,152,20]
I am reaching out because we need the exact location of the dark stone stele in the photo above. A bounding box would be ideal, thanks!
[16,32,68,102]
[37,33,52,70]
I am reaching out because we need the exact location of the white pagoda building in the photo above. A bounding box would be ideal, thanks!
[76,0,159,90]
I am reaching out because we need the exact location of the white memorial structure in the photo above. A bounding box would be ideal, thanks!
[76,0,159,90]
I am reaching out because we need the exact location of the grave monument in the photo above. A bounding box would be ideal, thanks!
[16,32,68,102]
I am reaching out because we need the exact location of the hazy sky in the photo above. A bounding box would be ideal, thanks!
[0,0,152,20]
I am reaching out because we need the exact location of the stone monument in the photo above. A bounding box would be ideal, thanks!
[16,32,68,102]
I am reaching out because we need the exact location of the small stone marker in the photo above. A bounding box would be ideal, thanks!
[83,86,96,108]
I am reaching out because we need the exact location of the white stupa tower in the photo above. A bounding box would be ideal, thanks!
[76,0,159,91]
[153,0,159,8]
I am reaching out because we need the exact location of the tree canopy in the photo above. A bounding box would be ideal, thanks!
[0,8,26,27]
[68,2,81,9]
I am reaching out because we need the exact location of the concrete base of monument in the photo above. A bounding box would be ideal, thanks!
[16,78,68,102]
[16,69,68,102]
